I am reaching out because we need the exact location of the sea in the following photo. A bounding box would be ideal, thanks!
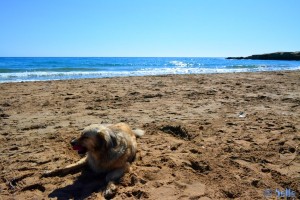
[0,57,300,83]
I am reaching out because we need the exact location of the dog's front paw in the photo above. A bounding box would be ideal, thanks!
[41,170,59,178]
[41,170,52,178]
[103,182,117,199]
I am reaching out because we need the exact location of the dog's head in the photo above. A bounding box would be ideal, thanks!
[70,124,117,155]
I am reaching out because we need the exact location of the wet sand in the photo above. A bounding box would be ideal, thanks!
[0,71,299,199]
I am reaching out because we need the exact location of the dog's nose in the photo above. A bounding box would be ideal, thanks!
[70,138,78,146]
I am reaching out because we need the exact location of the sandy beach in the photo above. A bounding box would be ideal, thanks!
[0,71,299,199]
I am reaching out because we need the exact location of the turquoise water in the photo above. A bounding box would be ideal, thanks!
[0,57,299,83]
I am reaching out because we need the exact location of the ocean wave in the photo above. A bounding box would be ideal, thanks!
[0,68,245,79]
[169,61,188,67]
[2,65,298,83]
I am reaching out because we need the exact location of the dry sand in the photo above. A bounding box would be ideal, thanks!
[0,71,299,199]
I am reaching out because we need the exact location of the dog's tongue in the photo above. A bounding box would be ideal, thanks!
[73,144,84,151]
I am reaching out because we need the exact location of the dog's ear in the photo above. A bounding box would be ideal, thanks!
[108,131,117,148]
[97,129,117,149]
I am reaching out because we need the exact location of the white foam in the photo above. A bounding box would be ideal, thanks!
[169,61,188,67]
[1,65,300,83]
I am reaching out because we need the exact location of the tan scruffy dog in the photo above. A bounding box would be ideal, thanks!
[42,123,144,197]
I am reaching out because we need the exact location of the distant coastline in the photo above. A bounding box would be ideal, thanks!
[227,51,300,61]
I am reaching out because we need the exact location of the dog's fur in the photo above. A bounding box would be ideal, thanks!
[42,123,144,195]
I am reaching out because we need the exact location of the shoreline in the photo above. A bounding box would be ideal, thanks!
[1,69,300,84]
[0,70,299,199]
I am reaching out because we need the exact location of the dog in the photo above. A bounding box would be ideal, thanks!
[42,123,144,197]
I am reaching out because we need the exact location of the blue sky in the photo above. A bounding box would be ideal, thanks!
[0,0,299,57]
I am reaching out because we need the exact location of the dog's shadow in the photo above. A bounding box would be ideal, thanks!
[48,167,107,200]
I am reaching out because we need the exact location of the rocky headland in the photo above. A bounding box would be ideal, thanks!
[227,51,300,61]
